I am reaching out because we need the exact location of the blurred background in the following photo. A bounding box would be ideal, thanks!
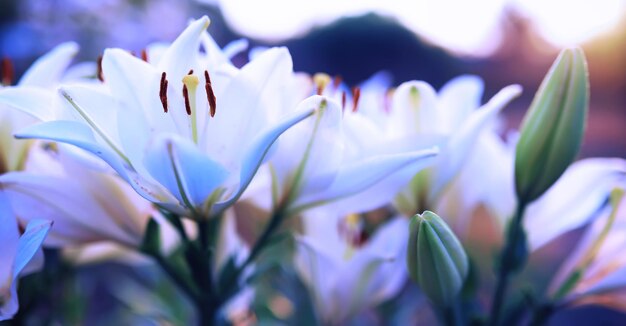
[1,0,625,157]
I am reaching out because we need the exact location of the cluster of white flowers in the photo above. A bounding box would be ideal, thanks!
[0,16,624,325]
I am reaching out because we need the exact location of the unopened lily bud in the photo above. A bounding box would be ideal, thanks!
[515,48,589,203]
[407,211,468,307]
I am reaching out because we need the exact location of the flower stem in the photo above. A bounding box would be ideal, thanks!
[489,202,528,325]
[217,207,286,304]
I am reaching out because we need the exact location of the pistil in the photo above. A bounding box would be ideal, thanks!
[182,71,200,143]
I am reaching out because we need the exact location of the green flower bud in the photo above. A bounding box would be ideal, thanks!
[407,211,469,307]
[515,48,589,203]
[140,217,161,256]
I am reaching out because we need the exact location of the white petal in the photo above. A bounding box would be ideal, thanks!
[1,172,144,247]
[157,16,210,81]
[293,236,341,320]
[428,84,522,202]
[13,219,51,278]
[387,81,439,136]
[18,42,79,87]
[292,148,438,212]
[525,158,626,251]
[144,134,230,211]
[437,75,484,133]
[14,120,169,203]
[332,218,409,321]
[213,102,316,213]
[0,86,55,121]
[202,47,295,169]
[0,191,19,287]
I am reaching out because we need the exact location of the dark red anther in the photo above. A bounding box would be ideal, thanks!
[188,69,194,75]
[332,75,343,91]
[204,70,216,117]
[182,84,191,115]
[96,55,104,82]
[341,91,347,111]
[1,57,14,85]
[159,72,169,113]
[351,87,361,112]
[140,49,148,62]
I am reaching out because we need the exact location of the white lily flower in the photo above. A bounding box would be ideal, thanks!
[547,186,626,306]
[0,146,159,250]
[388,77,522,217]
[263,94,438,215]
[295,210,409,325]
[308,74,520,218]
[3,16,317,218]
[524,158,626,251]
[0,42,80,173]
[0,192,51,321]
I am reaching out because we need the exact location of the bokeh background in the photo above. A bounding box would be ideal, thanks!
[1,0,625,157]
[1,0,626,324]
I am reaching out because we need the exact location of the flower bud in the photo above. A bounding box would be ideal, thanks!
[407,211,468,307]
[515,48,589,203]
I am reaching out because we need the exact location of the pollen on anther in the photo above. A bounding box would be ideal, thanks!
[188,69,194,75]
[1,57,14,85]
[182,84,191,115]
[159,72,169,113]
[140,49,148,62]
[204,70,217,117]
[351,87,361,112]
[96,55,104,82]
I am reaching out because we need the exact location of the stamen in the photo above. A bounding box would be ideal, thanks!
[351,87,361,112]
[313,73,331,96]
[182,84,191,115]
[204,70,217,117]
[1,57,14,85]
[188,69,194,75]
[140,49,148,62]
[332,75,342,91]
[96,55,104,82]
[341,91,347,111]
[159,72,169,113]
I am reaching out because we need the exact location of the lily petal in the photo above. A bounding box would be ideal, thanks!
[18,42,79,87]
[525,158,626,251]
[213,103,316,213]
[14,120,168,202]
[202,47,295,169]
[144,134,230,212]
[438,75,484,133]
[157,16,210,81]
[0,87,55,121]
[428,84,522,202]
[292,148,438,212]
[12,219,52,278]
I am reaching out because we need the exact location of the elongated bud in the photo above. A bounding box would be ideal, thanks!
[407,211,468,307]
[140,217,161,255]
[515,48,589,203]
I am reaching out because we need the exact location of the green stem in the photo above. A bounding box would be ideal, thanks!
[489,202,527,326]
[443,302,463,326]
[217,207,286,303]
